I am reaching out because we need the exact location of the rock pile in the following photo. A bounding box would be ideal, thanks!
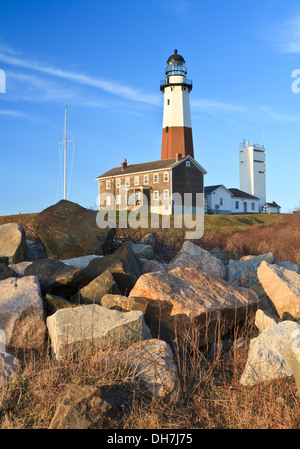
[0,199,299,428]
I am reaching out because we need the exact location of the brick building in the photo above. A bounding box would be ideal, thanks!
[96,153,206,215]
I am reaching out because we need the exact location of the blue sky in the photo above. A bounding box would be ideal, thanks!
[0,0,300,215]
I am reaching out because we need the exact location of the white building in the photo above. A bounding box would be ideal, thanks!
[239,140,266,210]
[228,188,260,214]
[204,185,260,214]
[204,185,232,214]
[262,201,281,214]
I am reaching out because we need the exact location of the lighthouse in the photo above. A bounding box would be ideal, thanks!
[160,49,194,160]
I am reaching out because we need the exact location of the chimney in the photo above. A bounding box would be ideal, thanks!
[121,158,127,170]
[176,153,182,162]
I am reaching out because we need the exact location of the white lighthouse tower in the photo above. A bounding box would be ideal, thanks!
[160,50,194,160]
[239,140,266,210]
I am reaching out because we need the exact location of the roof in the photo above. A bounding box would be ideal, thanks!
[264,201,281,208]
[96,156,207,179]
[228,188,259,200]
[204,185,222,194]
[204,185,232,195]
[167,49,185,64]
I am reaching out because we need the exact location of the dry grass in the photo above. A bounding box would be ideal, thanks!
[199,213,300,264]
[0,314,299,429]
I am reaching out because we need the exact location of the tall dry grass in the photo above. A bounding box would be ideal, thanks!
[0,313,299,429]
[199,213,300,264]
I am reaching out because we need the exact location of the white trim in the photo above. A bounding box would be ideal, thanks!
[172,156,207,175]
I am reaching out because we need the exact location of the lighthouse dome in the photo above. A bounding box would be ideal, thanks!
[167,49,185,63]
[166,49,187,76]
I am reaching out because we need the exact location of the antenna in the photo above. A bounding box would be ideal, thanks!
[262,123,265,147]
[59,104,75,200]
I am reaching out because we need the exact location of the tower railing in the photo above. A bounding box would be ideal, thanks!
[160,78,193,88]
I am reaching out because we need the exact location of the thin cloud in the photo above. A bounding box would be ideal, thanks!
[0,108,36,120]
[261,105,300,122]
[0,52,161,106]
[268,14,300,53]
[191,98,245,113]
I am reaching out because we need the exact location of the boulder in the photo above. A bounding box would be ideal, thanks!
[168,241,226,279]
[240,321,300,386]
[60,255,104,270]
[129,267,259,346]
[101,294,148,313]
[285,329,300,396]
[0,263,18,281]
[122,339,180,399]
[250,283,278,316]
[276,261,299,273]
[114,243,143,283]
[47,304,152,361]
[49,385,119,429]
[209,248,232,265]
[0,352,21,386]
[254,309,281,334]
[140,258,168,274]
[26,239,47,260]
[33,200,116,260]
[0,276,46,351]
[44,293,74,316]
[70,270,121,305]
[240,252,276,264]
[257,261,300,320]
[8,261,32,277]
[24,259,89,298]
[82,253,139,295]
[226,259,259,287]
[128,242,156,260]
[140,232,157,246]
[0,223,27,264]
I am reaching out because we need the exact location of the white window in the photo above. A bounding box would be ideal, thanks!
[144,174,149,184]
[106,180,111,189]
[164,189,169,199]
[116,178,121,188]
[125,177,130,187]
[186,160,190,167]
[220,197,223,206]
[106,196,111,206]
[116,194,121,205]
[134,176,139,186]
[251,202,255,211]
[235,201,239,209]
[153,191,159,201]
[153,173,158,183]
[164,172,169,182]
